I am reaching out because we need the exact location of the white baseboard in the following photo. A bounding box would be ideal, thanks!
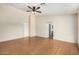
[0,36,76,44]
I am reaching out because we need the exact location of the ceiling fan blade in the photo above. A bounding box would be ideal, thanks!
[36,7,40,10]
[26,10,31,12]
[36,11,41,13]
[27,6,32,9]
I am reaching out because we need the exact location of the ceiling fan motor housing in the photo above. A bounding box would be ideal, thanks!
[33,6,36,11]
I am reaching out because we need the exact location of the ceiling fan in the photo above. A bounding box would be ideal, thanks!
[26,6,42,13]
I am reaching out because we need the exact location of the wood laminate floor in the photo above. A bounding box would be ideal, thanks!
[0,37,79,55]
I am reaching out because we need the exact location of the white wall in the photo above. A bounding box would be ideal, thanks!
[36,14,77,43]
[24,14,36,37]
[0,5,29,42]
[0,5,37,42]
[24,23,29,37]
[0,22,30,42]
[78,13,79,46]
[0,24,24,42]
[30,14,36,37]
[0,5,28,24]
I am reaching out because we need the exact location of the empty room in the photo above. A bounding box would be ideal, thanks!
[0,3,79,55]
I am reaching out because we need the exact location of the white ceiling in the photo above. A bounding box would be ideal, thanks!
[2,3,79,15]
[0,3,79,24]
